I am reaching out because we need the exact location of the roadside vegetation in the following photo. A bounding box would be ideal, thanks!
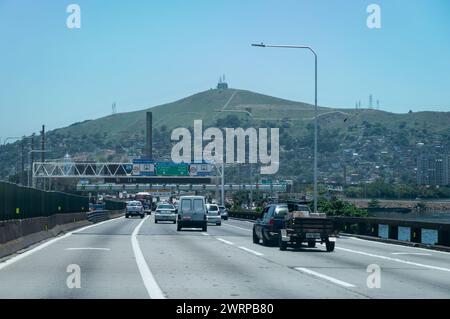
[345,179,450,200]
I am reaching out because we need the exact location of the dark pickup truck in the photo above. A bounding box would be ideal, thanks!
[278,201,338,252]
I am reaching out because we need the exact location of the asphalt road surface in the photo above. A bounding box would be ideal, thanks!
[1,215,450,299]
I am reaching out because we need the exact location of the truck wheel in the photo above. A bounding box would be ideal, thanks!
[253,228,259,244]
[279,237,287,251]
[155,220,158,224]
[140,214,144,219]
[125,215,128,218]
[326,241,335,252]
[308,241,316,248]
[177,224,182,231]
[202,225,207,232]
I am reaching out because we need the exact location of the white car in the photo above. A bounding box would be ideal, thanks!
[206,204,222,226]
[155,203,177,224]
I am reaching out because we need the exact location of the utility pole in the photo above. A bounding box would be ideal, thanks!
[29,133,35,187]
[21,137,25,185]
[41,125,45,163]
[41,125,45,189]
[249,163,253,211]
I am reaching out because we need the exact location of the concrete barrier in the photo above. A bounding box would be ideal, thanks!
[0,209,124,259]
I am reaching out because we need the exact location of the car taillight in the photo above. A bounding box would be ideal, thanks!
[269,218,275,226]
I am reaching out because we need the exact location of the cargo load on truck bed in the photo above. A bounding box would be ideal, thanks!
[279,201,338,252]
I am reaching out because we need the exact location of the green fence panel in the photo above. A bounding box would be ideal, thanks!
[3,182,14,220]
[0,183,5,220]
[0,183,4,220]
[0,181,89,221]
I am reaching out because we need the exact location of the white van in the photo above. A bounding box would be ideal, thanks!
[177,196,208,231]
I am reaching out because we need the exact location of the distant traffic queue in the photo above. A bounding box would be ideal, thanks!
[131,160,213,177]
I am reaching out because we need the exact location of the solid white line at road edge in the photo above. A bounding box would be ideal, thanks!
[294,267,356,288]
[0,216,121,271]
[336,247,450,273]
[131,216,165,299]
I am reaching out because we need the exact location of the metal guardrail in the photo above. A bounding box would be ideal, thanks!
[332,216,450,230]
[229,211,260,220]
[331,216,450,246]
[86,209,125,223]
[86,210,110,223]
[86,210,114,223]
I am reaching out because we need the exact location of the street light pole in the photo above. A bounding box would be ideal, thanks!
[221,162,225,206]
[313,51,318,214]
[252,43,319,213]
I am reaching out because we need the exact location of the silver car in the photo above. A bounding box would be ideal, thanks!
[155,203,177,224]
[125,201,145,219]
[206,204,222,226]
[218,205,228,220]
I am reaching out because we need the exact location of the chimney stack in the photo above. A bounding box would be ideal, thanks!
[145,112,153,160]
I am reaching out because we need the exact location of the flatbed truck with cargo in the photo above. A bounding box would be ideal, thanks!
[279,201,338,252]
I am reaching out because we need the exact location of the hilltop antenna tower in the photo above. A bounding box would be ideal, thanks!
[376,99,380,110]
[217,74,229,90]
[369,94,373,109]
[112,102,117,114]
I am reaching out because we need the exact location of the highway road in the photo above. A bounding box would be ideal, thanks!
[1,215,450,299]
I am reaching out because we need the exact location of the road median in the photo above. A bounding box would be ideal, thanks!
[0,210,124,259]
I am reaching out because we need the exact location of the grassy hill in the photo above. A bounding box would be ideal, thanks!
[55,88,318,140]
[1,88,450,187]
[54,88,450,141]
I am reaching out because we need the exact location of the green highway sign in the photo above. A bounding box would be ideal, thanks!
[155,163,189,176]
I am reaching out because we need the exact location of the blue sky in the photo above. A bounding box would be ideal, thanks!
[0,0,449,140]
